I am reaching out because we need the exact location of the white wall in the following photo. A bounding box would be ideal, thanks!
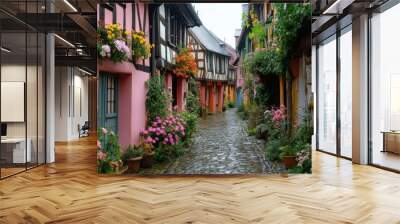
[55,67,89,141]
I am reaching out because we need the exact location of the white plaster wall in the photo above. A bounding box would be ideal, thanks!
[55,67,89,141]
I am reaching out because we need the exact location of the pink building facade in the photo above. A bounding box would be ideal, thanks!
[97,3,150,148]
[154,4,201,112]
[97,3,201,149]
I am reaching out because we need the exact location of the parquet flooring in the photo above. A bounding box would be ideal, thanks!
[0,136,400,223]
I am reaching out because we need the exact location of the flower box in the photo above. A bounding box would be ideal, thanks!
[97,59,135,75]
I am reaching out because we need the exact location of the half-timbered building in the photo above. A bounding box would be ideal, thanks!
[224,44,239,105]
[153,4,202,111]
[96,3,201,147]
[188,25,230,113]
[97,2,151,147]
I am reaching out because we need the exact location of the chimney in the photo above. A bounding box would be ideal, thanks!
[234,29,241,48]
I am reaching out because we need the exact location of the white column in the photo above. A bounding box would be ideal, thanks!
[311,45,317,151]
[352,14,369,164]
[46,32,55,163]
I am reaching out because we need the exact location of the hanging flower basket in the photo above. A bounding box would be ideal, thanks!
[131,31,154,61]
[97,23,131,63]
[173,47,197,78]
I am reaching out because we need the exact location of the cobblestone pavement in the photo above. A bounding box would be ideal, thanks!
[166,108,284,174]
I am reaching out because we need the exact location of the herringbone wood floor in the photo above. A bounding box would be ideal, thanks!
[1,136,400,224]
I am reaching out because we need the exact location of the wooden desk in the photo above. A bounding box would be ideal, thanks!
[1,138,31,164]
[382,131,400,154]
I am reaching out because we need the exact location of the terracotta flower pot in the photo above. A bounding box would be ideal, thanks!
[127,156,142,173]
[282,156,297,169]
[141,152,155,168]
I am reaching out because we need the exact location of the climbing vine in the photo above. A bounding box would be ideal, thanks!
[146,75,169,124]
[242,9,267,49]
[243,49,283,77]
[273,3,311,67]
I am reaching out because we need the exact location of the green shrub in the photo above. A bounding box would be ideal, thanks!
[243,49,284,77]
[154,142,185,163]
[254,84,270,108]
[247,103,264,130]
[247,127,257,136]
[293,110,313,145]
[146,75,168,124]
[237,103,248,119]
[255,123,269,139]
[265,137,289,162]
[181,111,198,137]
[279,145,298,159]
[186,78,200,115]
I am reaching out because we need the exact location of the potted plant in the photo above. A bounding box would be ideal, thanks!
[130,31,153,61]
[97,23,131,63]
[140,142,155,168]
[279,145,298,169]
[122,145,143,173]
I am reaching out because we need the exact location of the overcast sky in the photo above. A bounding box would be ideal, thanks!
[192,3,243,48]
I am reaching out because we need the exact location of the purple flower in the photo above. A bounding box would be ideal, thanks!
[114,40,130,58]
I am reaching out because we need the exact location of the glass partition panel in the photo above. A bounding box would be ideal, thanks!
[317,35,337,154]
[339,27,352,158]
[1,31,27,178]
[371,4,400,171]
[27,31,38,169]
[38,32,45,165]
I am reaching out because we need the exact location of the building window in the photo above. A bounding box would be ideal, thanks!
[207,52,213,72]
[317,35,337,155]
[106,76,117,114]
[167,8,184,47]
[339,26,352,158]
[0,5,46,179]
[370,4,400,171]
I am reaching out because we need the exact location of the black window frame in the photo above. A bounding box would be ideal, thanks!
[106,76,117,115]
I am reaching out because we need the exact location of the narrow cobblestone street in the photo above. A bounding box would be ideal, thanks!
[167,109,284,174]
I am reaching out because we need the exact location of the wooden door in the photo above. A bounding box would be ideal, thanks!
[98,73,119,134]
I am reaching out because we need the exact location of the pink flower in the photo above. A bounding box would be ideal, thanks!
[97,140,101,149]
[102,128,108,134]
[143,130,148,135]
[145,136,153,143]
[97,150,107,160]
